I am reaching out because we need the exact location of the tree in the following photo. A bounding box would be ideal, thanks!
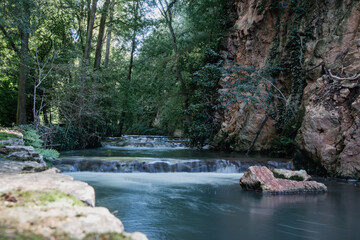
[0,0,32,124]
[94,0,111,71]
[83,0,97,67]
[104,0,115,68]
[153,0,188,108]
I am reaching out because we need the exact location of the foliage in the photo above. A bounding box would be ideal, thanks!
[34,148,59,160]
[21,125,44,149]
[19,125,60,159]
[0,0,232,148]
[269,136,296,157]
[0,80,17,126]
[185,49,222,147]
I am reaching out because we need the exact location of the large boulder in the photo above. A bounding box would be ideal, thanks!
[240,166,327,194]
[0,169,148,240]
[0,168,95,207]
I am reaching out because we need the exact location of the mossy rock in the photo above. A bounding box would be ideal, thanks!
[83,233,132,240]
[0,227,48,240]
[0,132,21,141]
[273,171,305,181]
[0,189,85,208]
[0,229,132,240]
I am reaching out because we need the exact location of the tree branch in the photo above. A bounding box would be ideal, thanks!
[0,21,19,56]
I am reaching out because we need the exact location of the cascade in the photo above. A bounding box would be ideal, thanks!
[54,135,293,173]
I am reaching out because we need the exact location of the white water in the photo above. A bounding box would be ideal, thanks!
[69,172,243,187]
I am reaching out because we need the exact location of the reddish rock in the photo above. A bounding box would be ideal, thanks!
[213,0,360,179]
[240,166,327,194]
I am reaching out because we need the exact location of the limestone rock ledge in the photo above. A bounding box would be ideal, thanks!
[0,169,148,240]
[240,166,327,194]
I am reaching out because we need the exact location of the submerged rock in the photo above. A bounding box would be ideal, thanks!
[240,166,327,194]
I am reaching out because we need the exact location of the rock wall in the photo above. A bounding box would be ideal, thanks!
[215,0,360,178]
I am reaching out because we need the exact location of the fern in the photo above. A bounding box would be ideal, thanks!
[22,126,43,148]
[35,148,60,159]
[20,125,60,160]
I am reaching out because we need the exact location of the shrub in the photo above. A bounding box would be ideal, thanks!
[18,125,60,160]
[269,136,296,157]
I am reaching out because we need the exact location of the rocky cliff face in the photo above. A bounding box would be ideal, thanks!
[215,0,360,178]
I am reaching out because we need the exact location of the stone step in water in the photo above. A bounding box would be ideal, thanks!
[54,158,294,173]
[101,135,190,149]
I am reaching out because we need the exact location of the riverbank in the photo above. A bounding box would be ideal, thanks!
[0,130,147,240]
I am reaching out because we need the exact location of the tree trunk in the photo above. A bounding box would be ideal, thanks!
[16,4,30,125]
[104,0,115,68]
[43,104,49,125]
[159,0,188,110]
[127,32,137,81]
[94,0,111,71]
[83,0,97,66]
[246,114,269,155]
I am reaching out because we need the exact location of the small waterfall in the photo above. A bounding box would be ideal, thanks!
[56,135,294,173]
[54,158,294,173]
[101,135,189,148]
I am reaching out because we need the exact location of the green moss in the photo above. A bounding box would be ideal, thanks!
[0,227,47,240]
[0,227,75,240]
[289,175,305,181]
[0,132,20,141]
[1,190,85,207]
[273,172,287,179]
[83,232,130,240]
[273,172,304,181]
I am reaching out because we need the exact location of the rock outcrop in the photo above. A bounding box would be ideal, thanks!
[214,0,360,178]
[0,169,148,240]
[0,129,46,165]
[0,129,148,240]
[240,166,327,194]
[0,169,95,207]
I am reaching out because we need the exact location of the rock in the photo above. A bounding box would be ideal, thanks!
[213,0,360,179]
[0,159,44,174]
[0,138,24,146]
[272,168,311,181]
[4,145,35,152]
[342,80,358,88]
[0,170,148,240]
[352,96,360,112]
[0,169,95,207]
[1,145,45,164]
[123,232,149,240]
[339,88,351,98]
[240,166,327,194]
[0,207,125,239]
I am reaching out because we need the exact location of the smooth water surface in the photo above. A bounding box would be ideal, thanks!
[68,172,360,240]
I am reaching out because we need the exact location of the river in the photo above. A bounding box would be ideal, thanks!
[57,135,360,240]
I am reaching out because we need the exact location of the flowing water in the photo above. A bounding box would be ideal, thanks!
[59,135,360,240]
